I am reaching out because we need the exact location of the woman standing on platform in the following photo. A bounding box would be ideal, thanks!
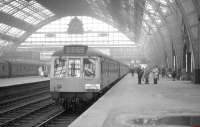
[152,66,159,84]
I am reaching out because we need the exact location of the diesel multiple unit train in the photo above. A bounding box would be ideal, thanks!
[50,45,129,110]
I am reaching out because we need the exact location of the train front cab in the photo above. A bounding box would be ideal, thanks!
[50,56,102,101]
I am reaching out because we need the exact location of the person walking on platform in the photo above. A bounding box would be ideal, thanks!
[143,68,150,84]
[137,67,144,84]
[172,70,176,81]
[131,69,135,76]
[152,66,159,84]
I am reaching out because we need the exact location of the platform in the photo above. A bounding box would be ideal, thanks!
[69,74,200,127]
[0,76,49,87]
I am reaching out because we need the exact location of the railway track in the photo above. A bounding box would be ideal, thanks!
[0,81,49,102]
[36,112,79,127]
[0,81,65,127]
[0,91,51,114]
[0,97,53,126]
[2,103,63,127]
[0,80,103,127]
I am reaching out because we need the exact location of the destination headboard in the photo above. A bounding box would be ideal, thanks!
[63,45,88,55]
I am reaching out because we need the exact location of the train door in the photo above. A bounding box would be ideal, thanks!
[8,61,11,78]
[100,58,106,88]
[118,63,120,78]
[83,57,96,79]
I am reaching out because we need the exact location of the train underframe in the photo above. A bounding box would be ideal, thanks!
[50,74,128,113]
[51,92,98,113]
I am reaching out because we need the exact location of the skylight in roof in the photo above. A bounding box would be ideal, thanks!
[154,0,168,5]
[0,23,25,38]
[146,2,155,14]
[142,21,153,34]
[143,0,170,33]
[0,0,55,25]
[86,0,114,25]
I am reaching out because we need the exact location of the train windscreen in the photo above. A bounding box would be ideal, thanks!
[54,58,68,78]
[68,58,81,77]
[54,58,81,78]
[54,57,96,78]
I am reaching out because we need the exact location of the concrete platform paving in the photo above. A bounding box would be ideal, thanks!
[0,76,49,87]
[69,74,200,127]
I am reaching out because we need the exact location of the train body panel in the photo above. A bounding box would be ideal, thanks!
[50,78,101,92]
[10,62,39,77]
[100,58,121,89]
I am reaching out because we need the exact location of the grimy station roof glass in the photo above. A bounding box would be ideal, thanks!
[0,0,55,53]
[0,0,55,25]
[0,0,174,60]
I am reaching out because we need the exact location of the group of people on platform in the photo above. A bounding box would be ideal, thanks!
[131,65,179,85]
[131,66,160,85]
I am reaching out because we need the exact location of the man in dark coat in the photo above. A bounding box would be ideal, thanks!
[137,67,144,84]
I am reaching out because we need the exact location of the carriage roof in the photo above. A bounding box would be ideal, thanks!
[53,45,111,59]
[52,45,129,66]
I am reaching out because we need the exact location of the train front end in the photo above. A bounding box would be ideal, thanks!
[50,56,101,93]
[50,45,101,110]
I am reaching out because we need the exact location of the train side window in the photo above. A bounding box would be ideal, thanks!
[2,65,5,71]
[83,58,96,79]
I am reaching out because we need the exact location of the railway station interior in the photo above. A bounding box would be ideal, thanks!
[1,0,200,127]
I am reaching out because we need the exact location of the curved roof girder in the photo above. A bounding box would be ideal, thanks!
[136,2,168,55]
[139,0,182,66]
[191,0,200,68]
[0,33,21,43]
[148,0,174,54]
[0,12,35,31]
[133,0,146,42]
[136,0,169,35]
[13,15,59,48]
[165,0,178,14]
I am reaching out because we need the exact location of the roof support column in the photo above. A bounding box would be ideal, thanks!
[192,0,200,84]
[175,0,200,83]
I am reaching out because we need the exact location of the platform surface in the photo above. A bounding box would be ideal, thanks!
[69,74,200,127]
[0,76,49,87]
